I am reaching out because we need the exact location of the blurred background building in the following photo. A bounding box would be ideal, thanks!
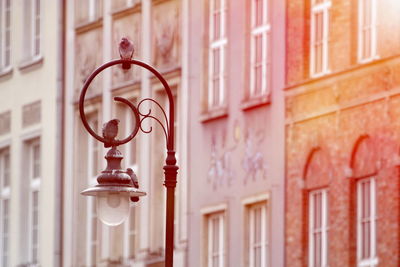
[0,0,63,266]
[285,0,400,266]
[185,0,285,266]
[1,0,400,267]
[63,0,188,266]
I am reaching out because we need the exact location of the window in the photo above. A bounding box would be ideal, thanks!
[123,104,137,169]
[123,207,136,260]
[310,0,330,77]
[86,115,100,266]
[308,189,328,267]
[206,212,225,267]
[88,0,101,22]
[0,148,10,267]
[250,0,270,99]
[28,139,40,264]
[247,201,268,267]
[357,178,378,267]
[208,0,227,109]
[0,0,11,71]
[358,0,377,62]
[122,104,137,260]
[23,0,41,61]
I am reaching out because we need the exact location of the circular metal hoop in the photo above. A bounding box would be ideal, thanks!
[79,59,175,149]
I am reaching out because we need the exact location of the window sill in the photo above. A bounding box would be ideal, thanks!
[241,94,271,111]
[358,55,380,64]
[200,106,228,123]
[310,69,331,79]
[111,2,140,18]
[19,56,44,72]
[0,66,13,79]
[75,18,103,34]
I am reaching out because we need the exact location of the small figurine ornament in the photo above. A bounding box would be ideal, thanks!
[127,168,140,202]
[119,37,134,70]
[102,119,120,148]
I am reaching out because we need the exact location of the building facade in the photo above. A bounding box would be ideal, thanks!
[0,0,63,266]
[63,0,188,266]
[286,0,400,266]
[186,0,285,266]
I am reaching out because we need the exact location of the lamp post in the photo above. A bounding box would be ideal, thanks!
[78,38,178,266]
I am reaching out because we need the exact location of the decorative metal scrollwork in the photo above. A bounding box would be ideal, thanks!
[137,98,170,145]
[79,59,175,150]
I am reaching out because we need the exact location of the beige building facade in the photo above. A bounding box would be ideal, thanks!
[63,0,188,266]
[0,0,63,266]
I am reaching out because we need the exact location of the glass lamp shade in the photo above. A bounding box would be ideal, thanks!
[96,192,130,226]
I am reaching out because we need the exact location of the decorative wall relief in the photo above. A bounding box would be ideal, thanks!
[112,12,142,87]
[74,29,103,100]
[152,1,180,70]
[206,120,268,190]
[207,131,237,191]
[242,129,268,184]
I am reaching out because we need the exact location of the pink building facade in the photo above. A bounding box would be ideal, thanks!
[186,0,286,266]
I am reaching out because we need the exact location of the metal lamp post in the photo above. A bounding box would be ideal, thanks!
[78,38,178,266]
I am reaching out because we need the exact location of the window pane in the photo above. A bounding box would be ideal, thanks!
[3,152,10,187]
[363,0,371,27]
[34,0,41,56]
[5,0,11,66]
[249,203,267,267]
[129,139,136,166]
[32,191,39,263]
[129,208,136,257]
[213,48,220,76]
[212,217,219,253]
[208,213,224,267]
[214,12,221,40]
[90,200,97,264]
[309,191,327,267]
[32,143,41,179]
[255,246,261,267]
[255,0,263,26]
[2,199,9,267]
[214,0,221,11]
[358,179,375,262]
[90,118,99,177]
[255,35,262,65]
[212,48,221,106]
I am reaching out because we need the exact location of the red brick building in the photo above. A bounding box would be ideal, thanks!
[285,0,400,266]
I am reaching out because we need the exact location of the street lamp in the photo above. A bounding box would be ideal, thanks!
[78,38,178,266]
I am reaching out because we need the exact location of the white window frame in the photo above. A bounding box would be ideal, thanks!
[357,178,378,267]
[23,0,41,61]
[27,139,41,265]
[247,201,268,267]
[308,189,328,267]
[207,211,225,267]
[250,0,270,98]
[0,148,10,267]
[310,0,331,77]
[208,0,227,109]
[358,0,377,63]
[86,116,99,267]
[88,0,99,22]
[0,0,12,71]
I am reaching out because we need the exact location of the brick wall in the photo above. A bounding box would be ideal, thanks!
[285,0,400,266]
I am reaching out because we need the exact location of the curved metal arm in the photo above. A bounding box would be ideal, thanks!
[78,59,175,151]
